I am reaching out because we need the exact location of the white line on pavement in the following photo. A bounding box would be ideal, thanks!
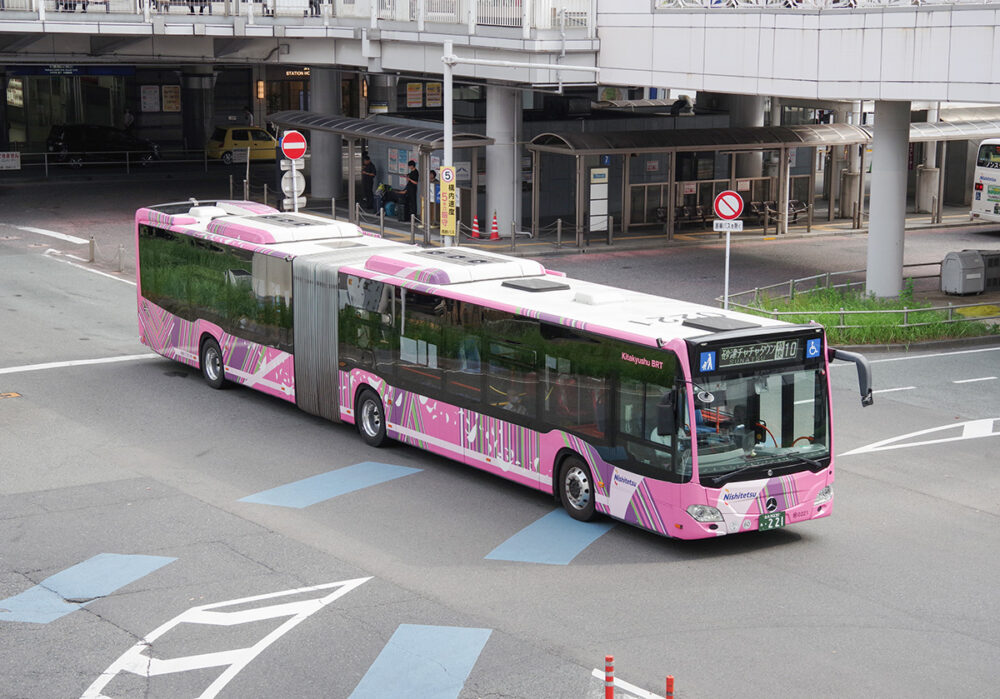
[42,249,135,285]
[0,354,157,376]
[872,386,916,394]
[953,376,997,384]
[16,226,88,245]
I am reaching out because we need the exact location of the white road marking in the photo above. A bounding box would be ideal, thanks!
[0,354,157,375]
[953,376,997,384]
[43,249,135,285]
[872,386,916,394]
[81,577,371,699]
[16,226,88,245]
[590,668,661,699]
[841,418,1000,456]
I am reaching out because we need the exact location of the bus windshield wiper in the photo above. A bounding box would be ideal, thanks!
[708,451,828,486]
[708,462,762,486]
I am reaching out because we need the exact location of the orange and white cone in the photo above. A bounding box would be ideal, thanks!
[471,216,480,238]
[490,211,499,240]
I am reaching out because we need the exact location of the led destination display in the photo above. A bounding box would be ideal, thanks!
[719,339,801,369]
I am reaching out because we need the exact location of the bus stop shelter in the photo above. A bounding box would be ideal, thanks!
[267,110,494,241]
[527,120,1000,238]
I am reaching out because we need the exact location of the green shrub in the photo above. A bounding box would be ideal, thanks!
[741,282,998,345]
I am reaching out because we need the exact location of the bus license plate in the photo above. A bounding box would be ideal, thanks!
[758,512,785,531]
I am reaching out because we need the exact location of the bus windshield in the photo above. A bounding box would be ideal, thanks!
[682,367,829,485]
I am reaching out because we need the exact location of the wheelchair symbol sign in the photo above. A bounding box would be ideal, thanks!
[806,339,822,359]
[700,352,716,372]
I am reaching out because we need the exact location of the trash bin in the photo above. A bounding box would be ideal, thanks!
[978,249,1000,292]
[941,250,985,295]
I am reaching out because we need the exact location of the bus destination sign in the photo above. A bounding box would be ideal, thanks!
[719,339,801,369]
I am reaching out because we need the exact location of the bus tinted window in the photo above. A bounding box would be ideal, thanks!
[337,275,395,375]
[977,144,1000,168]
[137,224,293,351]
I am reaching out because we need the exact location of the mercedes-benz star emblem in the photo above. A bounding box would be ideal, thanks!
[766,497,778,513]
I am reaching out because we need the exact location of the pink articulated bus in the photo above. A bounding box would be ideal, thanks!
[135,200,873,540]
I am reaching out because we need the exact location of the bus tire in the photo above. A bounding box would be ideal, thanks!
[356,387,388,448]
[559,456,596,522]
[200,337,225,390]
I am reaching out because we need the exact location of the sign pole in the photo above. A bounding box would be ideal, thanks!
[443,41,454,247]
[724,230,731,310]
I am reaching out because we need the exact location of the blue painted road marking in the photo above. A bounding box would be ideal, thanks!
[349,624,492,699]
[485,509,614,565]
[0,553,176,624]
[239,461,421,509]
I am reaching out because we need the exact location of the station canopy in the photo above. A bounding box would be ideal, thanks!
[529,119,1000,155]
[266,110,494,151]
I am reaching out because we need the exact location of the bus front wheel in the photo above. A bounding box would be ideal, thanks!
[356,388,388,448]
[559,456,596,522]
[200,337,225,390]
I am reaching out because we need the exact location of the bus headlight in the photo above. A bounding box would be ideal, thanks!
[814,485,833,506]
[686,504,723,523]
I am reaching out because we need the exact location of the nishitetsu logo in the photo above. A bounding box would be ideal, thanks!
[722,490,758,502]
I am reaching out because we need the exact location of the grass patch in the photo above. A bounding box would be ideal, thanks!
[740,281,999,345]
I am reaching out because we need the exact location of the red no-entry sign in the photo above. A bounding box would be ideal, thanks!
[280,130,307,160]
[713,190,744,220]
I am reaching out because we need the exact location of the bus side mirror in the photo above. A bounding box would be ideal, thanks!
[657,392,677,434]
[829,347,874,407]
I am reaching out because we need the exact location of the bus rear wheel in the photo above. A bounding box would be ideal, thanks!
[200,337,225,390]
[559,456,596,522]
[356,388,388,448]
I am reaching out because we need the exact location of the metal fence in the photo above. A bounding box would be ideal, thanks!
[653,0,1000,8]
[721,264,1000,331]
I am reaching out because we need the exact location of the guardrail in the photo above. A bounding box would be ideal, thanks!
[721,264,1000,331]
[1,148,229,176]
[0,0,594,33]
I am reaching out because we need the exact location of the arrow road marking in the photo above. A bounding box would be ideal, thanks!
[81,577,371,699]
[841,418,1000,456]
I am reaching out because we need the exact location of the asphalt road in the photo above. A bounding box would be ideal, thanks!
[2,173,1000,698]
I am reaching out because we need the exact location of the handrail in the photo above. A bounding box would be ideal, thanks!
[0,0,598,31]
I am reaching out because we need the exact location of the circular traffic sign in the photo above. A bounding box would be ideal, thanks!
[440,166,455,183]
[713,190,744,220]
[281,170,305,197]
[280,130,307,160]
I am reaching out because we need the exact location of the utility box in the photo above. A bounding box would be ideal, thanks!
[978,249,1000,292]
[941,251,985,295]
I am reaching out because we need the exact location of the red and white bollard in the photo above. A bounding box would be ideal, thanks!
[471,215,480,238]
[490,211,499,240]
[666,675,675,698]
[605,655,614,699]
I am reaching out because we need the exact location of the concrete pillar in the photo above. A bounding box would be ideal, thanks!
[310,67,342,199]
[180,67,215,150]
[0,72,8,150]
[840,100,864,219]
[916,102,940,213]
[866,100,911,298]
[486,84,522,236]
[729,95,765,178]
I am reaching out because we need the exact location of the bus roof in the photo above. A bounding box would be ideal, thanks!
[139,200,802,346]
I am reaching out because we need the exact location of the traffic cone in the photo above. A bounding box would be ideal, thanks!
[471,215,480,238]
[490,211,499,240]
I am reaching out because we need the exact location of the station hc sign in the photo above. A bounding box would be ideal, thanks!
[280,130,307,160]
[713,190,744,232]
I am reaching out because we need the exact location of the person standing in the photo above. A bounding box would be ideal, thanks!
[361,154,377,210]
[427,170,440,226]
[401,159,419,222]
[243,106,254,126]
[123,108,135,132]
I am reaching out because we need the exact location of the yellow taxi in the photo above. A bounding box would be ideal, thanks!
[206,126,278,164]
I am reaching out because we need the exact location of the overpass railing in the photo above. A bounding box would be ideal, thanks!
[653,0,1000,7]
[0,0,594,33]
